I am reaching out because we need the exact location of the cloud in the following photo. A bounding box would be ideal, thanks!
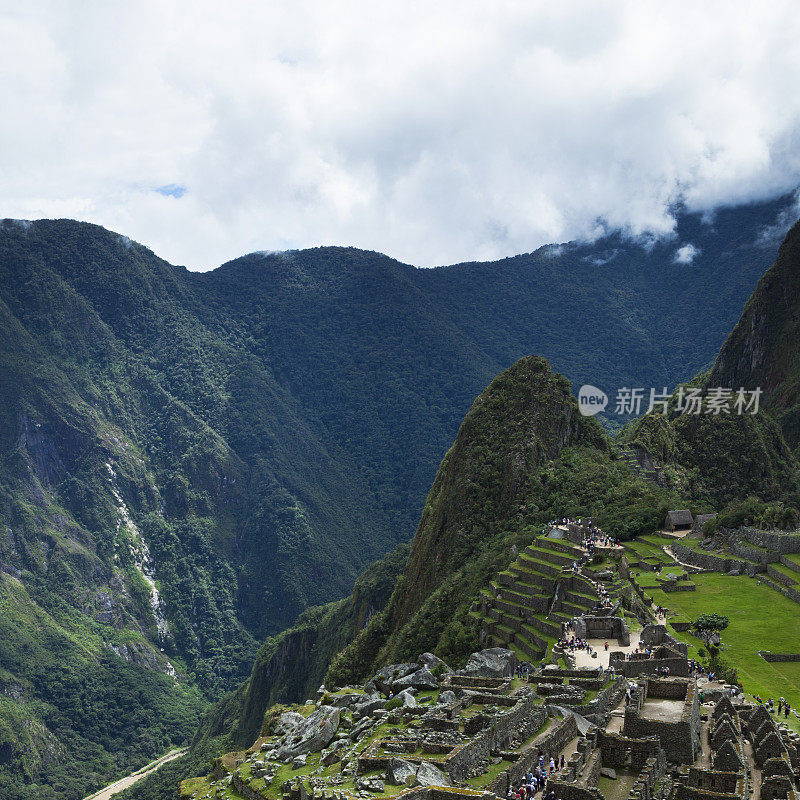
[2,1,800,270]
[673,243,700,264]
[755,190,800,247]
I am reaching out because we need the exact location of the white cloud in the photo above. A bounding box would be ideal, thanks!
[2,1,800,269]
[673,243,700,264]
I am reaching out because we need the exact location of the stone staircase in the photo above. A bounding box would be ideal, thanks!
[619,445,665,486]
[475,535,601,663]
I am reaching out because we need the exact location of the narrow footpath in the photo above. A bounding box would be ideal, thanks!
[82,748,188,800]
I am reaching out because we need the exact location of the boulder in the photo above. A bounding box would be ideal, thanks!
[386,758,417,785]
[436,690,456,706]
[321,739,349,766]
[600,767,617,780]
[331,693,363,708]
[353,698,385,719]
[275,711,306,736]
[460,648,518,678]
[349,717,375,741]
[356,777,385,793]
[276,706,340,759]
[371,664,421,694]
[418,653,453,675]
[394,668,438,691]
[399,690,417,708]
[292,754,308,769]
[414,761,452,787]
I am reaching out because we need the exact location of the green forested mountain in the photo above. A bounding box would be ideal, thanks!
[709,217,800,451]
[181,209,800,793]
[623,219,800,508]
[0,195,795,798]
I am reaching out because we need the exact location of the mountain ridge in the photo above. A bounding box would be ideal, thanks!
[1,194,798,799]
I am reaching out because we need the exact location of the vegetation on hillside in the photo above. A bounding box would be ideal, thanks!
[0,196,795,797]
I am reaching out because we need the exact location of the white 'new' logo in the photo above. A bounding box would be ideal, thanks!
[578,385,608,416]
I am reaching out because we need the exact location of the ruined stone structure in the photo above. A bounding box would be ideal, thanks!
[622,677,701,764]
[573,615,631,647]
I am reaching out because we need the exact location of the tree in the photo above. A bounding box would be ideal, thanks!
[691,613,729,645]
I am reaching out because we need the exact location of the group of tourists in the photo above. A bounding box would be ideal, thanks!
[515,663,532,679]
[505,753,567,800]
[557,634,597,658]
[754,695,793,718]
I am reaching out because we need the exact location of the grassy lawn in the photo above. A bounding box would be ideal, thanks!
[649,573,800,729]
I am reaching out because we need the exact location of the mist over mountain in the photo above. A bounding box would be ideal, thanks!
[0,193,796,798]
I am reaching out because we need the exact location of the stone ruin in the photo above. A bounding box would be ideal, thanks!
[609,625,689,679]
[572,615,631,647]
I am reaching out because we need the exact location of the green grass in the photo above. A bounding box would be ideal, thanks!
[648,573,800,729]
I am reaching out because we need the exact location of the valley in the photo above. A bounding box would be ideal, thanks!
[2,200,800,800]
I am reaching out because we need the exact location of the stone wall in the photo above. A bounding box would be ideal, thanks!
[766,564,799,587]
[585,676,627,716]
[671,544,764,577]
[646,678,689,699]
[609,653,689,679]
[622,679,700,763]
[573,615,630,646]
[737,528,800,554]
[443,695,547,783]
[488,715,578,795]
[545,782,604,800]
[759,652,800,662]
[778,554,800,574]
[758,575,800,607]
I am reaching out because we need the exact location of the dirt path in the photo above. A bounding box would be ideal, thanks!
[744,739,762,800]
[662,545,702,573]
[82,748,188,800]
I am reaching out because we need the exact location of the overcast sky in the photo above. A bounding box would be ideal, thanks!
[3,1,800,270]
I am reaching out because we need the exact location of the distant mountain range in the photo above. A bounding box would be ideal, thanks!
[0,193,796,798]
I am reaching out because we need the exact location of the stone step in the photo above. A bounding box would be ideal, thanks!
[556,601,585,617]
[779,555,800,575]
[507,571,557,595]
[525,545,574,567]
[517,555,562,578]
[512,634,546,661]
[524,614,561,639]
[535,537,584,557]
[563,589,598,606]
[489,593,551,621]
[488,621,516,643]
[496,586,551,612]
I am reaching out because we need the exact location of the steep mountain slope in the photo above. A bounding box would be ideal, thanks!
[185,356,681,779]
[709,218,800,451]
[0,195,794,798]
[180,212,800,782]
[623,221,800,508]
